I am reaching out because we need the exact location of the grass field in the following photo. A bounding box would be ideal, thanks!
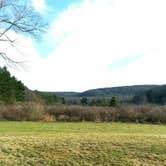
[0,122,165,165]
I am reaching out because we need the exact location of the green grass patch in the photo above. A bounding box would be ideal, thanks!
[0,122,165,165]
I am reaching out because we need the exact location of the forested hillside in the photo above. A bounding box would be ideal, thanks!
[78,85,158,97]
[54,85,158,104]
[0,67,25,104]
[133,85,166,104]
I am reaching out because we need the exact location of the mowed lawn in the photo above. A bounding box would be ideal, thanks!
[0,122,165,165]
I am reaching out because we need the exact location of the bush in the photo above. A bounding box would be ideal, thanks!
[0,102,46,121]
[0,103,166,123]
[24,102,46,121]
[47,105,166,124]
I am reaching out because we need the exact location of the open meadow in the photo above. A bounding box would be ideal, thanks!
[0,122,165,165]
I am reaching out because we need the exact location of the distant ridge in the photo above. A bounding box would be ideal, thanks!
[54,85,159,98]
[53,92,79,97]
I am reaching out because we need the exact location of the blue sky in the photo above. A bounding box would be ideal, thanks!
[33,0,83,57]
[3,0,166,91]
[109,54,144,70]
[46,0,82,11]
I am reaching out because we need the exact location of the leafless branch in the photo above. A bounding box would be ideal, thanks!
[0,0,46,68]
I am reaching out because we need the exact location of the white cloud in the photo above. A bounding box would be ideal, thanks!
[42,0,166,91]
[3,0,166,92]
[31,0,47,14]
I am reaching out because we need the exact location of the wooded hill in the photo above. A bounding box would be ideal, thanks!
[0,66,166,105]
[54,85,159,104]
[133,85,166,104]
[55,85,158,98]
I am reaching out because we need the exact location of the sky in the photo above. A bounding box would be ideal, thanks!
[1,0,166,92]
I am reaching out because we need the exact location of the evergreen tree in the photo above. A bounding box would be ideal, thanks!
[0,67,25,103]
[89,98,108,107]
[11,77,25,101]
[0,67,13,103]
[109,96,117,107]
[62,97,66,104]
[80,97,88,105]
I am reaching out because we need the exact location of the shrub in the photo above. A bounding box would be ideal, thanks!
[47,105,166,124]
[24,102,46,121]
[0,102,46,121]
[0,103,166,123]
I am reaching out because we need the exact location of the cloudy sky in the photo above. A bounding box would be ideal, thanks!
[2,0,166,92]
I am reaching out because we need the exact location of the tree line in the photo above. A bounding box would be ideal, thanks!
[0,67,25,103]
[80,97,118,107]
[35,91,66,105]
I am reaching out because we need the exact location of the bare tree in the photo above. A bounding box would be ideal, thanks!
[0,0,46,67]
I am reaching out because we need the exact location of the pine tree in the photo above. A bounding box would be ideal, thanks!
[0,67,13,103]
[109,96,117,107]
[80,97,88,105]
[0,67,25,103]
